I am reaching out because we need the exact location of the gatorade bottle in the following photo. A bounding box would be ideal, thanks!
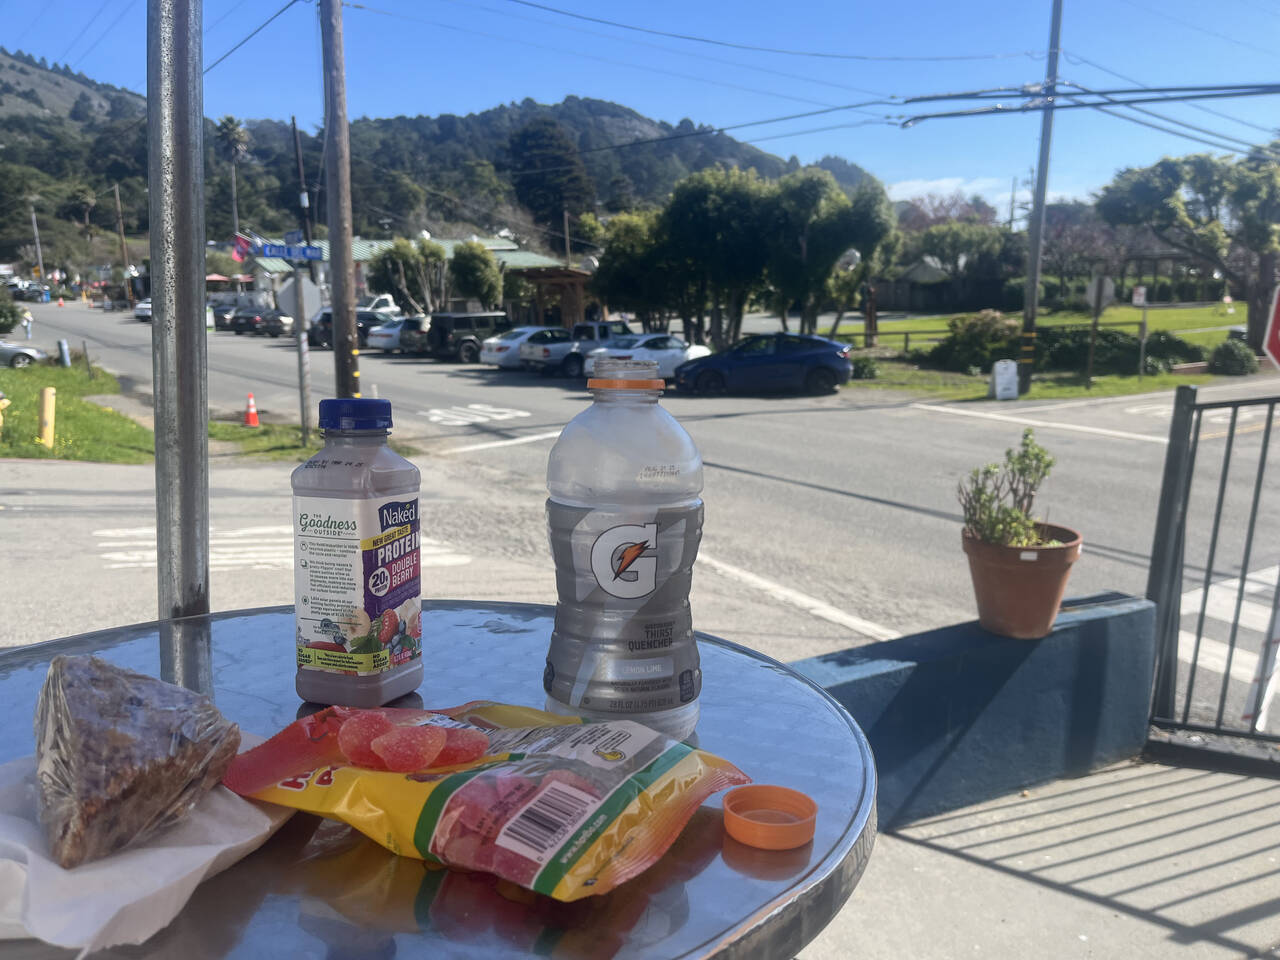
[544,358,704,740]
[292,398,423,707]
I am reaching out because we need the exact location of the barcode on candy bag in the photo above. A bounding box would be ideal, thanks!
[495,781,599,864]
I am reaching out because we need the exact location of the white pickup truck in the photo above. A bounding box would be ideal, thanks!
[518,320,634,377]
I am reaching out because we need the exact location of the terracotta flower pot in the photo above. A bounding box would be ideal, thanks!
[962,523,1083,640]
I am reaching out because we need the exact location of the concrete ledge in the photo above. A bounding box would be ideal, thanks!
[794,593,1156,829]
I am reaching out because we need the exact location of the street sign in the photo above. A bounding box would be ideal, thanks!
[260,243,323,262]
[1132,285,1146,307]
[1085,276,1115,309]
[1264,285,1280,371]
[284,229,304,245]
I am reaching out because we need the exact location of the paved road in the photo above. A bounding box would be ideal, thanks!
[6,301,1279,724]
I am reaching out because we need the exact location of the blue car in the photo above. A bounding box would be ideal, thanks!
[674,333,852,395]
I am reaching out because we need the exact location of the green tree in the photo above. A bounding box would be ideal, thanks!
[1097,149,1280,349]
[766,168,891,336]
[449,240,502,307]
[660,166,772,346]
[368,236,447,313]
[508,117,594,227]
[205,249,239,278]
[69,92,93,124]
[214,115,249,237]
[591,209,666,326]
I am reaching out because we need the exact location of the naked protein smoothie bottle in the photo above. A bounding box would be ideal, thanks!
[292,398,423,706]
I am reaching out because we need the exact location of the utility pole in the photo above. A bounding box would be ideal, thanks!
[320,0,359,398]
[1008,176,1017,231]
[29,205,46,285]
[291,115,314,444]
[1019,0,1064,395]
[562,208,571,263]
[112,183,135,307]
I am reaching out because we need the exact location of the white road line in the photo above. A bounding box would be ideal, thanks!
[1178,630,1259,685]
[1182,567,1279,634]
[698,553,900,641]
[443,430,563,454]
[911,403,1168,444]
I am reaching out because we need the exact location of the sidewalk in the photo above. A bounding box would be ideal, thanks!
[802,761,1280,959]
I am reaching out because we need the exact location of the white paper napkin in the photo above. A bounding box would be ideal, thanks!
[0,740,291,958]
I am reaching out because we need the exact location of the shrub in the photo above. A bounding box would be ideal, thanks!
[1208,339,1259,376]
[926,310,1019,373]
[1001,278,1044,313]
[0,287,20,335]
[849,355,878,380]
[1144,330,1202,367]
[1034,326,1200,376]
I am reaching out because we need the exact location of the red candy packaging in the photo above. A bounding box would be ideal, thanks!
[223,701,748,901]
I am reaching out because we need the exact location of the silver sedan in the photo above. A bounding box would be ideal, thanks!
[0,340,47,368]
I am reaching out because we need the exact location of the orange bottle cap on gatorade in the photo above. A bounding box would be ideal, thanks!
[723,785,817,850]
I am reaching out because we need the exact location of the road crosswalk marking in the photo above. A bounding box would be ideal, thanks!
[93,526,472,571]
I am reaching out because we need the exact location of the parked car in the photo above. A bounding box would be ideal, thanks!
[481,326,560,369]
[134,298,152,321]
[674,333,851,395]
[394,317,431,354]
[0,340,47,368]
[357,293,398,313]
[307,309,396,349]
[583,334,711,379]
[262,310,294,337]
[231,308,267,335]
[422,312,512,362]
[211,303,238,330]
[366,317,417,353]
[519,320,633,376]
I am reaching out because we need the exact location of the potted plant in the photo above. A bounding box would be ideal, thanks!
[958,429,1082,639]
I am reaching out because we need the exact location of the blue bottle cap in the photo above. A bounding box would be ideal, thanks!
[317,398,393,431]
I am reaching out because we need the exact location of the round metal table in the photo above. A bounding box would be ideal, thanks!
[0,602,876,959]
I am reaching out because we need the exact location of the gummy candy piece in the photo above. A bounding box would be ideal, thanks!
[372,725,447,772]
[433,727,490,767]
[337,712,394,770]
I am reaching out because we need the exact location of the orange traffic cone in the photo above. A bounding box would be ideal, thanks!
[57,297,64,307]
[243,393,260,427]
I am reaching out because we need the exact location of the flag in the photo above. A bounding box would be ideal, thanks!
[232,234,252,263]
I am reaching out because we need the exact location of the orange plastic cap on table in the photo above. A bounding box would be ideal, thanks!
[723,785,817,850]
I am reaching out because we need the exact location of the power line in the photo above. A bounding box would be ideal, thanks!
[743,119,893,145]
[206,0,301,74]
[1062,50,1277,135]
[448,0,888,97]
[205,0,256,35]
[1063,94,1267,156]
[498,0,1041,63]
[1062,81,1271,152]
[341,2,839,108]
[72,0,142,70]
[901,86,1280,125]
[57,0,116,64]
[1115,0,1273,57]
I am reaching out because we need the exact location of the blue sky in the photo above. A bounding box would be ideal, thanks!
[6,0,1279,211]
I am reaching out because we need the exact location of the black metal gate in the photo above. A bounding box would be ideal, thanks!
[1147,386,1280,759]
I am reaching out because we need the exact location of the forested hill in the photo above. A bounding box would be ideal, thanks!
[0,46,872,262]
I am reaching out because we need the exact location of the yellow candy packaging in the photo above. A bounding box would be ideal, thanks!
[223,701,748,902]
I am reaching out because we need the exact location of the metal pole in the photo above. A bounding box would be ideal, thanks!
[112,183,135,308]
[1138,308,1148,381]
[563,208,571,263]
[1019,0,1063,395]
[1146,384,1198,719]
[320,0,359,398]
[148,0,209,625]
[290,117,315,444]
[292,116,317,282]
[1085,270,1103,388]
[30,205,46,287]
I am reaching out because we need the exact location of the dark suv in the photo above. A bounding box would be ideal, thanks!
[422,312,512,362]
[307,309,395,349]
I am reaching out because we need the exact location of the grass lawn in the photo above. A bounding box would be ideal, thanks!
[0,361,154,463]
[845,358,1215,401]
[830,304,1238,352]
[208,420,418,461]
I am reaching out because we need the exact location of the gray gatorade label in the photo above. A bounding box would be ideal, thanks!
[544,499,703,715]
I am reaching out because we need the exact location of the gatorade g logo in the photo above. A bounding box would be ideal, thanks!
[590,523,657,599]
